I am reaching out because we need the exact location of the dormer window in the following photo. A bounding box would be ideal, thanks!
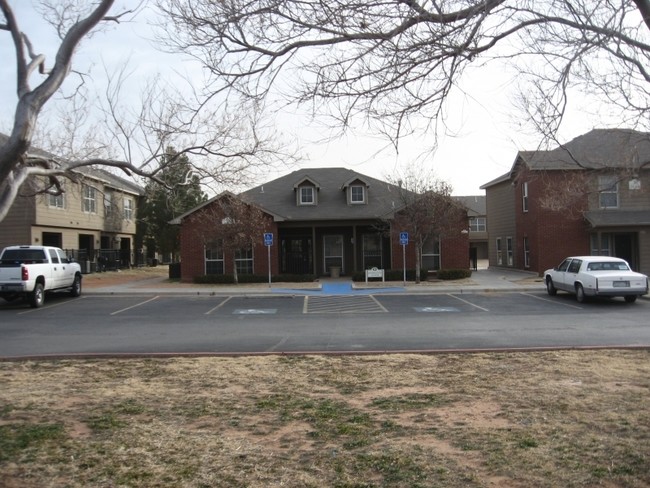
[342,176,370,205]
[350,185,365,204]
[300,186,315,205]
[294,176,320,206]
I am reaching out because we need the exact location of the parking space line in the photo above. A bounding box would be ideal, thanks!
[205,296,232,315]
[370,295,388,312]
[521,293,583,310]
[448,293,489,312]
[17,296,88,315]
[110,296,159,315]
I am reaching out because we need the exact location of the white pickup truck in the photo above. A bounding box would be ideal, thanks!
[0,245,82,308]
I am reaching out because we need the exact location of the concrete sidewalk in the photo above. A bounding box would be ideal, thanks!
[83,267,545,296]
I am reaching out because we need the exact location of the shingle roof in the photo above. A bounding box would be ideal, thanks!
[454,195,486,216]
[0,132,143,195]
[241,167,408,221]
[519,129,650,170]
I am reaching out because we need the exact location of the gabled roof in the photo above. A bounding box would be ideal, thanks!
[481,129,650,189]
[519,129,650,171]
[242,167,408,221]
[293,176,321,189]
[454,195,486,216]
[0,132,143,196]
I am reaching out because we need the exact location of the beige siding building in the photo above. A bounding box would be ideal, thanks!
[0,135,144,271]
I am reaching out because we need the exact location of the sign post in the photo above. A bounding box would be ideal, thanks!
[399,232,409,286]
[264,233,273,287]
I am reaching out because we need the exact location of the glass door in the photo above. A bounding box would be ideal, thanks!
[323,235,344,274]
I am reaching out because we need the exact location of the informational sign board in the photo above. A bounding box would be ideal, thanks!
[399,232,409,246]
[264,233,273,246]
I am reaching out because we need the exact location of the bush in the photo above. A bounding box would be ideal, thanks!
[194,273,316,284]
[351,269,428,282]
[435,268,472,280]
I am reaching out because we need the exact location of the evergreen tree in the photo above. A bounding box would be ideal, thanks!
[139,148,207,262]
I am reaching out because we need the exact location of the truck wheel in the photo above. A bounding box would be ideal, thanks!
[624,295,637,303]
[70,274,82,297]
[29,283,45,308]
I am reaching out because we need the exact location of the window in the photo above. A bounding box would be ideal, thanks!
[496,238,502,265]
[235,246,253,275]
[557,258,571,272]
[49,189,64,209]
[48,248,60,264]
[599,176,619,208]
[469,217,486,232]
[422,235,441,270]
[523,237,530,268]
[205,241,224,275]
[506,237,513,266]
[350,185,365,204]
[82,185,97,213]
[590,234,611,256]
[123,198,133,220]
[104,192,113,216]
[299,186,315,205]
[567,259,582,273]
[522,182,529,212]
[362,233,382,269]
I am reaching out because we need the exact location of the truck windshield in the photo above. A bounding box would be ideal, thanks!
[0,249,47,264]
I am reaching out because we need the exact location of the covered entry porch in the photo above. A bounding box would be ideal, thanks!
[278,222,392,277]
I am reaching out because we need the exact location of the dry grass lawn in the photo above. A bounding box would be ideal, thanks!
[1,350,649,487]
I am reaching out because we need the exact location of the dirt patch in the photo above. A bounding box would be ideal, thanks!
[1,351,649,487]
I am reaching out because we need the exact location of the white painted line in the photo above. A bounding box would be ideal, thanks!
[205,296,232,315]
[370,295,388,312]
[17,296,88,315]
[110,296,159,316]
[303,296,309,314]
[448,293,489,312]
[521,293,583,310]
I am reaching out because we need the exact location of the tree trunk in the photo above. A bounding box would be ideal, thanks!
[232,255,239,285]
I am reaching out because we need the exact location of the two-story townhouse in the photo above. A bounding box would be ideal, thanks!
[175,168,469,282]
[454,195,488,269]
[481,129,650,276]
[0,133,144,270]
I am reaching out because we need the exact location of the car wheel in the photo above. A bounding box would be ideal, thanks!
[546,277,557,296]
[575,284,585,303]
[624,295,637,303]
[29,283,45,308]
[70,274,82,297]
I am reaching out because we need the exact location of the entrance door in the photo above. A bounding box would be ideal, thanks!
[281,237,313,274]
[323,235,344,275]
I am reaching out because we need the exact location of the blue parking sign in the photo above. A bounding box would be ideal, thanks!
[399,232,408,245]
[264,233,273,246]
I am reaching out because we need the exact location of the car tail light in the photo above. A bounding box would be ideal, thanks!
[21,265,29,281]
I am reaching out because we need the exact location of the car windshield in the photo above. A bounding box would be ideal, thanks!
[0,249,47,264]
[586,261,630,271]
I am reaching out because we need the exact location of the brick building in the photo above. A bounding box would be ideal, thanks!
[174,168,469,282]
[481,129,650,276]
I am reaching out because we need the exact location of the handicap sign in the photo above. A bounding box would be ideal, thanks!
[264,233,273,246]
[399,232,408,245]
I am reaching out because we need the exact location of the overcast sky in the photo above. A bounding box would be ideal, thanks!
[0,2,613,196]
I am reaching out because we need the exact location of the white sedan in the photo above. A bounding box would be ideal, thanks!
[544,256,649,303]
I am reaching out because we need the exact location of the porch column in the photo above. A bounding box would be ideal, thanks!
[312,226,317,275]
[352,225,358,272]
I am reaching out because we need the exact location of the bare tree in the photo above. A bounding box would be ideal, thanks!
[386,167,465,283]
[157,0,650,149]
[0,1,295,223]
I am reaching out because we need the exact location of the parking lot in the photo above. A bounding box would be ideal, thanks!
[1,290,649,357]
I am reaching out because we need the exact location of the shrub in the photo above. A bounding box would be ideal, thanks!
[436,269,472,280]
[194,274,316,284]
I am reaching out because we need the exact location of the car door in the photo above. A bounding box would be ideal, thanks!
[564,258,583,291]
[57,249,75,287]
[553,258,572,291]
[47,248,64,288]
